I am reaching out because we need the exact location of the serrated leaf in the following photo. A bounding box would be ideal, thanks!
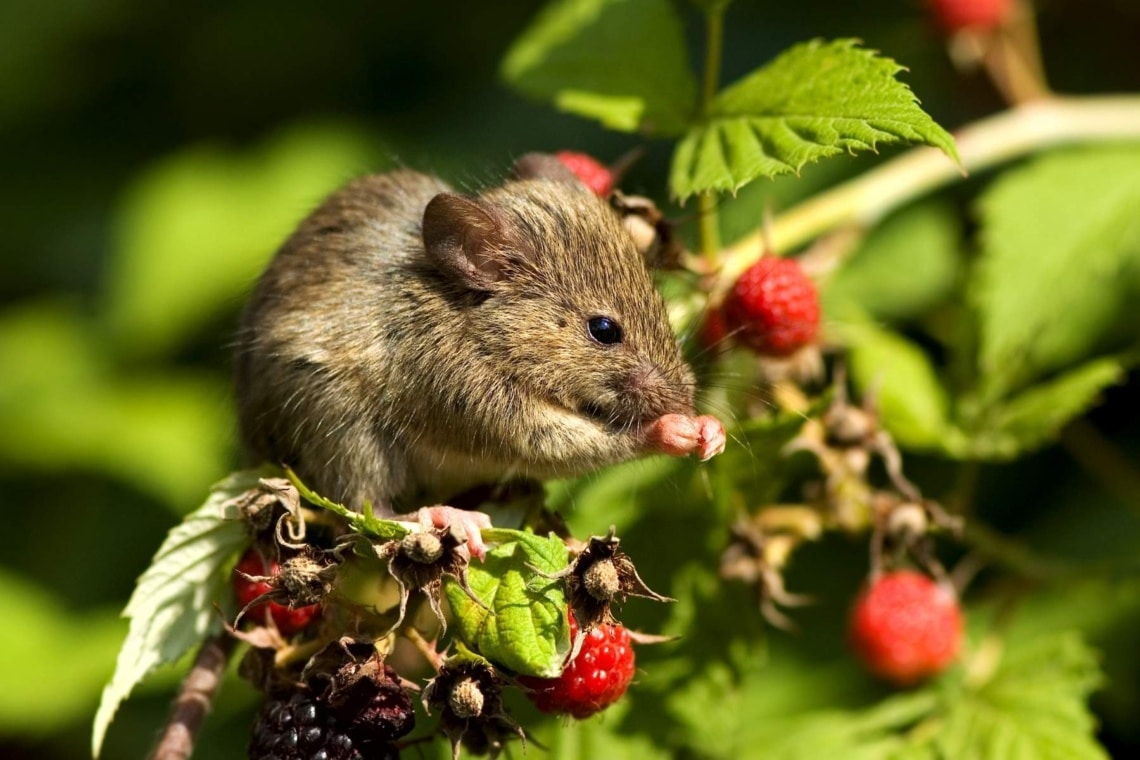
[286,469,411,541]
[501,0,696,135]
[824,202,960,322]
[845,324,950,449]
[935,633,1106,760]
[104,124,380,356]
[91,471,255,757]
[670,39,958,200]
[445,532,570,677]
[963,357,1125,460]
[975,146,1140,398]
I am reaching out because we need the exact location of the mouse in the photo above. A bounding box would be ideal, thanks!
[234,154,725,556]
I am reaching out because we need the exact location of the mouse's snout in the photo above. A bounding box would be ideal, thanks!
[621,360,695,422]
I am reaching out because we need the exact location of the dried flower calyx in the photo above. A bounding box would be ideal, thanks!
[423,655,523,760]
[547,526,672,635]
[234,547,334,629]
[376,523,485,633]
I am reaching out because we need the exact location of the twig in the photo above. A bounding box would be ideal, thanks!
[1061,418,1140,520]
[715,95,1140,292]
[147,633,235,760]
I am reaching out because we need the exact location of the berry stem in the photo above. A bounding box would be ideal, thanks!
[403,625,446,672]
[696,1,727,263]
[146,633,235,760]
[1061,418,1140,521]
[713,95,1140,294]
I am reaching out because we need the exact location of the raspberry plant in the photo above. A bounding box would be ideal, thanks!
[73,0,1140,758]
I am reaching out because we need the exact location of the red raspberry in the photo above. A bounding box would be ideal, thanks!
[234,550,321,636]
[927,0,1011,32]
[519,613,635,719]
[848,570,963,685]
[555,151,616,196]
[723,256,820,356]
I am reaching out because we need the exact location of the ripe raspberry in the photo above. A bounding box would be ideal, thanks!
[555,151,616,196]
[723,256,820,356]
[927,0,1011,32]
[520,613,635,719]
[848,570,963,685]
[234,550,321,636]
[249,691,372,760]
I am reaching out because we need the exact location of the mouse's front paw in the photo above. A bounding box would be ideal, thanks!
[643,413,726,461]
[416,505,493,560]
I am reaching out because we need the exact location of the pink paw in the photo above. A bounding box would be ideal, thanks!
[643,414,726,461]
[416,505,492,560]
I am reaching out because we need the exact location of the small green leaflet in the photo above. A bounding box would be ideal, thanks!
[445,530,570,677]
[286,468,411,541]
[501,0,697,135]
[670,39,959,201]
[91,470,255,758]
[974,145,1140,398]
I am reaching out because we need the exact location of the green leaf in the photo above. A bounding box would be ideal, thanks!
[501,0,696,135]
[974,145,1140,397]
[670,39,958,201]
[824,202,961,322]
[445,532,570,677]
[845,324,951,450]
[91,471,254,758]
[0,571,124,736]
[286,469,411,541]
[963,357,1125,460]
[935,633,1107,760]
[104,123,381,356]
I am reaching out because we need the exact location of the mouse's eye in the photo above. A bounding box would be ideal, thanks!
[587,316,623,345]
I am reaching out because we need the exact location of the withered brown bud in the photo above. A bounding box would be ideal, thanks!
[887,502,929,540]
[423,658,523,760]
[550,527,672,637]
[448,677,485,719]
[582,558,621,602]
[277,551,335,607]
[377,524,485,634]
[401,531,445,564]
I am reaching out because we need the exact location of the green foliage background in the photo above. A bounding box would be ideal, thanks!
[2,0,1140,758]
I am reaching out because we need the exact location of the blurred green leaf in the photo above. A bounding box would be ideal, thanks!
[0,303,231,508]
[104,123,381,356]
[445,532,570,677]
[974,145,1140,398]
[824,202,960,322]
[0,570,124,736]
[92,470,253,758]
[846,323,951,450]
[670,40,958,201]
[960,357,1125,460]
[501,0,696,135]
[934,633,1106,760]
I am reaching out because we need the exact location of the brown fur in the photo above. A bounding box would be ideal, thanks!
[235,165,696,513]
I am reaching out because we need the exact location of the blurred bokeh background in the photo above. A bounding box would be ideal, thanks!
[2,1,1140,758]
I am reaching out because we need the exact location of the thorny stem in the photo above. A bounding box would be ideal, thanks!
[696,2,727,262]
[714,95,1140,293]
[147,633,235,760]
[403,626,446,672]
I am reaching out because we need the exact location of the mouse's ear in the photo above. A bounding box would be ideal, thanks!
[510,152,587,188]
[422,193,514,290]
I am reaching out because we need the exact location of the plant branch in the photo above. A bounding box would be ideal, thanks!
[715,95,1140,290]
[147,633,235,760]
[1061,418,1140,520]
[696,2,727,261]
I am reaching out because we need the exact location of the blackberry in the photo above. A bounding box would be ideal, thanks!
[249,691,372,760]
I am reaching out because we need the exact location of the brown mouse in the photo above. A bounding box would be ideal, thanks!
[234,155,724,554]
